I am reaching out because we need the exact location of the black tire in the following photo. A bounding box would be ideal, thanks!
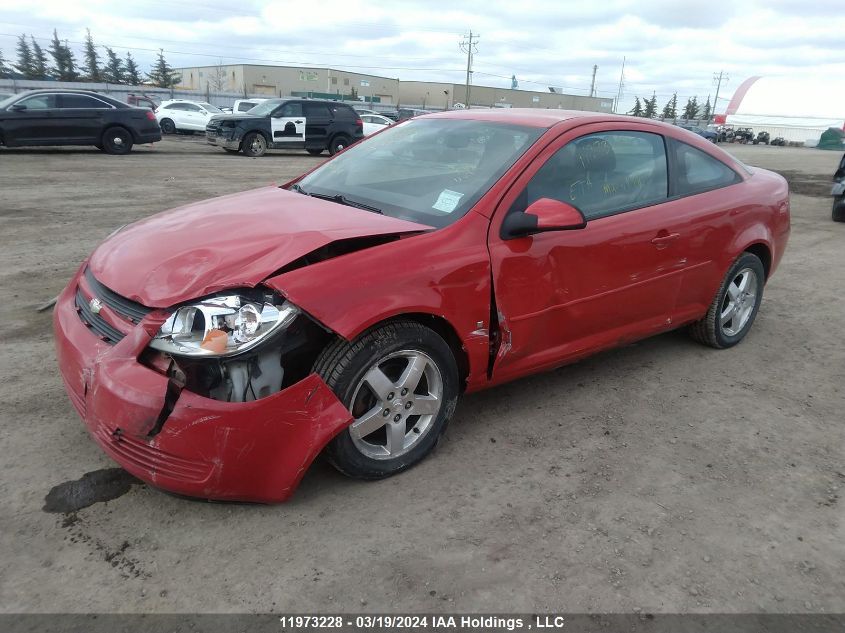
[101,126,133,155]
[307,148,324,156]
[833,197,845,222]
[689,252,765,349]
[314,320,459,479]
[242,132,267,157]
[159,119,176,134]
[328,135,350,156]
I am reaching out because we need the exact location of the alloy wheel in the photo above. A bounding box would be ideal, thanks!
[348,350,443,460]
[719,267,758,336]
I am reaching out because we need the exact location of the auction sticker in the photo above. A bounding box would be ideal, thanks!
[432,189,464,213]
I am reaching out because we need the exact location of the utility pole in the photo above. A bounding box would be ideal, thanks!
[589,65,598,98]
[460,31,479,108]
[712,71,728,122]
[614,57,625,113]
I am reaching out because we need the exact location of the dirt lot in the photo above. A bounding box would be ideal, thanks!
[0,137,843,614]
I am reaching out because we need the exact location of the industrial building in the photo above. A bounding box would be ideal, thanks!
[175,63,612,112]
[718,76,845,143]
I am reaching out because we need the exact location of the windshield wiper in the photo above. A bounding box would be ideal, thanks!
[288,183,306,194]
[307,192,384,214]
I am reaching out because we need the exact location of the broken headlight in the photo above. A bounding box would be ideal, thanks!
[149,295,299,357]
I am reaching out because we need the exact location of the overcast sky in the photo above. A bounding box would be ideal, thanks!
[1,0,842,112]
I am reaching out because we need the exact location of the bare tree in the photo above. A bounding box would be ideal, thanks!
[207,60,227,93]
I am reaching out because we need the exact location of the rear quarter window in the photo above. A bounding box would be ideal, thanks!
[671,139,741,196]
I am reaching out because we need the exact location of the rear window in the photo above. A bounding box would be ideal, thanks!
[332,104,356,120]
[671,139,740,195]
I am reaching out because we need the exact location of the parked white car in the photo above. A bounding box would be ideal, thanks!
[361,113,393,136]
[155,100,224,134]
[232,98,268,114]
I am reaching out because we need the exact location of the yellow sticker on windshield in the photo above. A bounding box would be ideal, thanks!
[432,189,463,213]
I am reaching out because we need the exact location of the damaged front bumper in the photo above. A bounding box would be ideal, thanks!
[206,131,241,150]
[52,269,353,503]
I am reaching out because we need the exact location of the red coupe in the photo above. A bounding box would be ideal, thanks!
[54,109,790,502]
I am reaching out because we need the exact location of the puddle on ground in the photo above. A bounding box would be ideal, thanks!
[43,468,141,513]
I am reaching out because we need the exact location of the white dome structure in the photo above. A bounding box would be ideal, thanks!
[717,76,845,144]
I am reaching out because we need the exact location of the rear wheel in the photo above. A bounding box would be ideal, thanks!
[101,127,133,155]
[833,197,845,222]
[159,119,176,134]
[328,135,350,156]
[314,320,459,479]
[242,132,267,157]
[689,253,765,349]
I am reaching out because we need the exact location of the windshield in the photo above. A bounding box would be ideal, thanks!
[246,99,283,117]
[296,118,544,228]
[200,103,223,113]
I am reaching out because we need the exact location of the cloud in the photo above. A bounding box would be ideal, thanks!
[0,0,841,113]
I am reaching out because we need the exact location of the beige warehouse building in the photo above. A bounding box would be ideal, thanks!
[175,63,612,112]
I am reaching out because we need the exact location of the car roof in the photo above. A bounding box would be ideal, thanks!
[9,88,128,107]
[426,108,646,129]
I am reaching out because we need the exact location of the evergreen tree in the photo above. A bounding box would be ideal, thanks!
[643,92,658,119]
[102,47,124,84]
[63,41,79,80]
[16,33,34,78]
[701,96,712,121]
[48,30,79,81]
[124,52,141,85]
[661,92,678,120]
[83,28,100,81]
[628,97,644,117]
[682,96,700,120]
[146,49,180,88]
[0,48,10,78]
[30,37,49,80]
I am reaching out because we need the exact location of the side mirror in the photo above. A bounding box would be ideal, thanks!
[500,198,586,240]
[10,103,26,112]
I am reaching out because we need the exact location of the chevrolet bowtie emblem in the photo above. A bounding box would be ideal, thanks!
[89,298,103,314]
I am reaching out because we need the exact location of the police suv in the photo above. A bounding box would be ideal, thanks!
[206,98,364,157]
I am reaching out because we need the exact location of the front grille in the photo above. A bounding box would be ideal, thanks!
[75,288,125,344]
[84,268,151,323]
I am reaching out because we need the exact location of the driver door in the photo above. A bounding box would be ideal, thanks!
[3,93,60,144]
[488,124,686,383]
[270,102,305,147]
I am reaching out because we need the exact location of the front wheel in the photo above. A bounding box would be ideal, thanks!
[241,132,267,157]
[689,253,765,349]
[101,127,133,155]
[314,320,459,479]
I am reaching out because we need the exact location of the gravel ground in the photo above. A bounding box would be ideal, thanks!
[0,137,843,613]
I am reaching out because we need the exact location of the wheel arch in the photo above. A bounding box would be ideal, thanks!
[336,312,471,393]
[100,123,132,143]
[743,241,772,279]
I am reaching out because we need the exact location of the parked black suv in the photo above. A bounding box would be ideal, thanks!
[206,98,363,157]
[0,89,161,154]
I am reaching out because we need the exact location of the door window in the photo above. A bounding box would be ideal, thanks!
[15,94,57,110]
[514,131,668,220]
[60,94,111,109]
[277,102,303,117]
[671,139,740,195]
[305,103,331,119]
[182,103,202,112]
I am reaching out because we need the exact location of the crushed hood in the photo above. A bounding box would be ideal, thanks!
[88,186,430,307]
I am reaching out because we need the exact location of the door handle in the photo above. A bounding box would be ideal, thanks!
[651,232,680,249]
[294,120,303,124]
